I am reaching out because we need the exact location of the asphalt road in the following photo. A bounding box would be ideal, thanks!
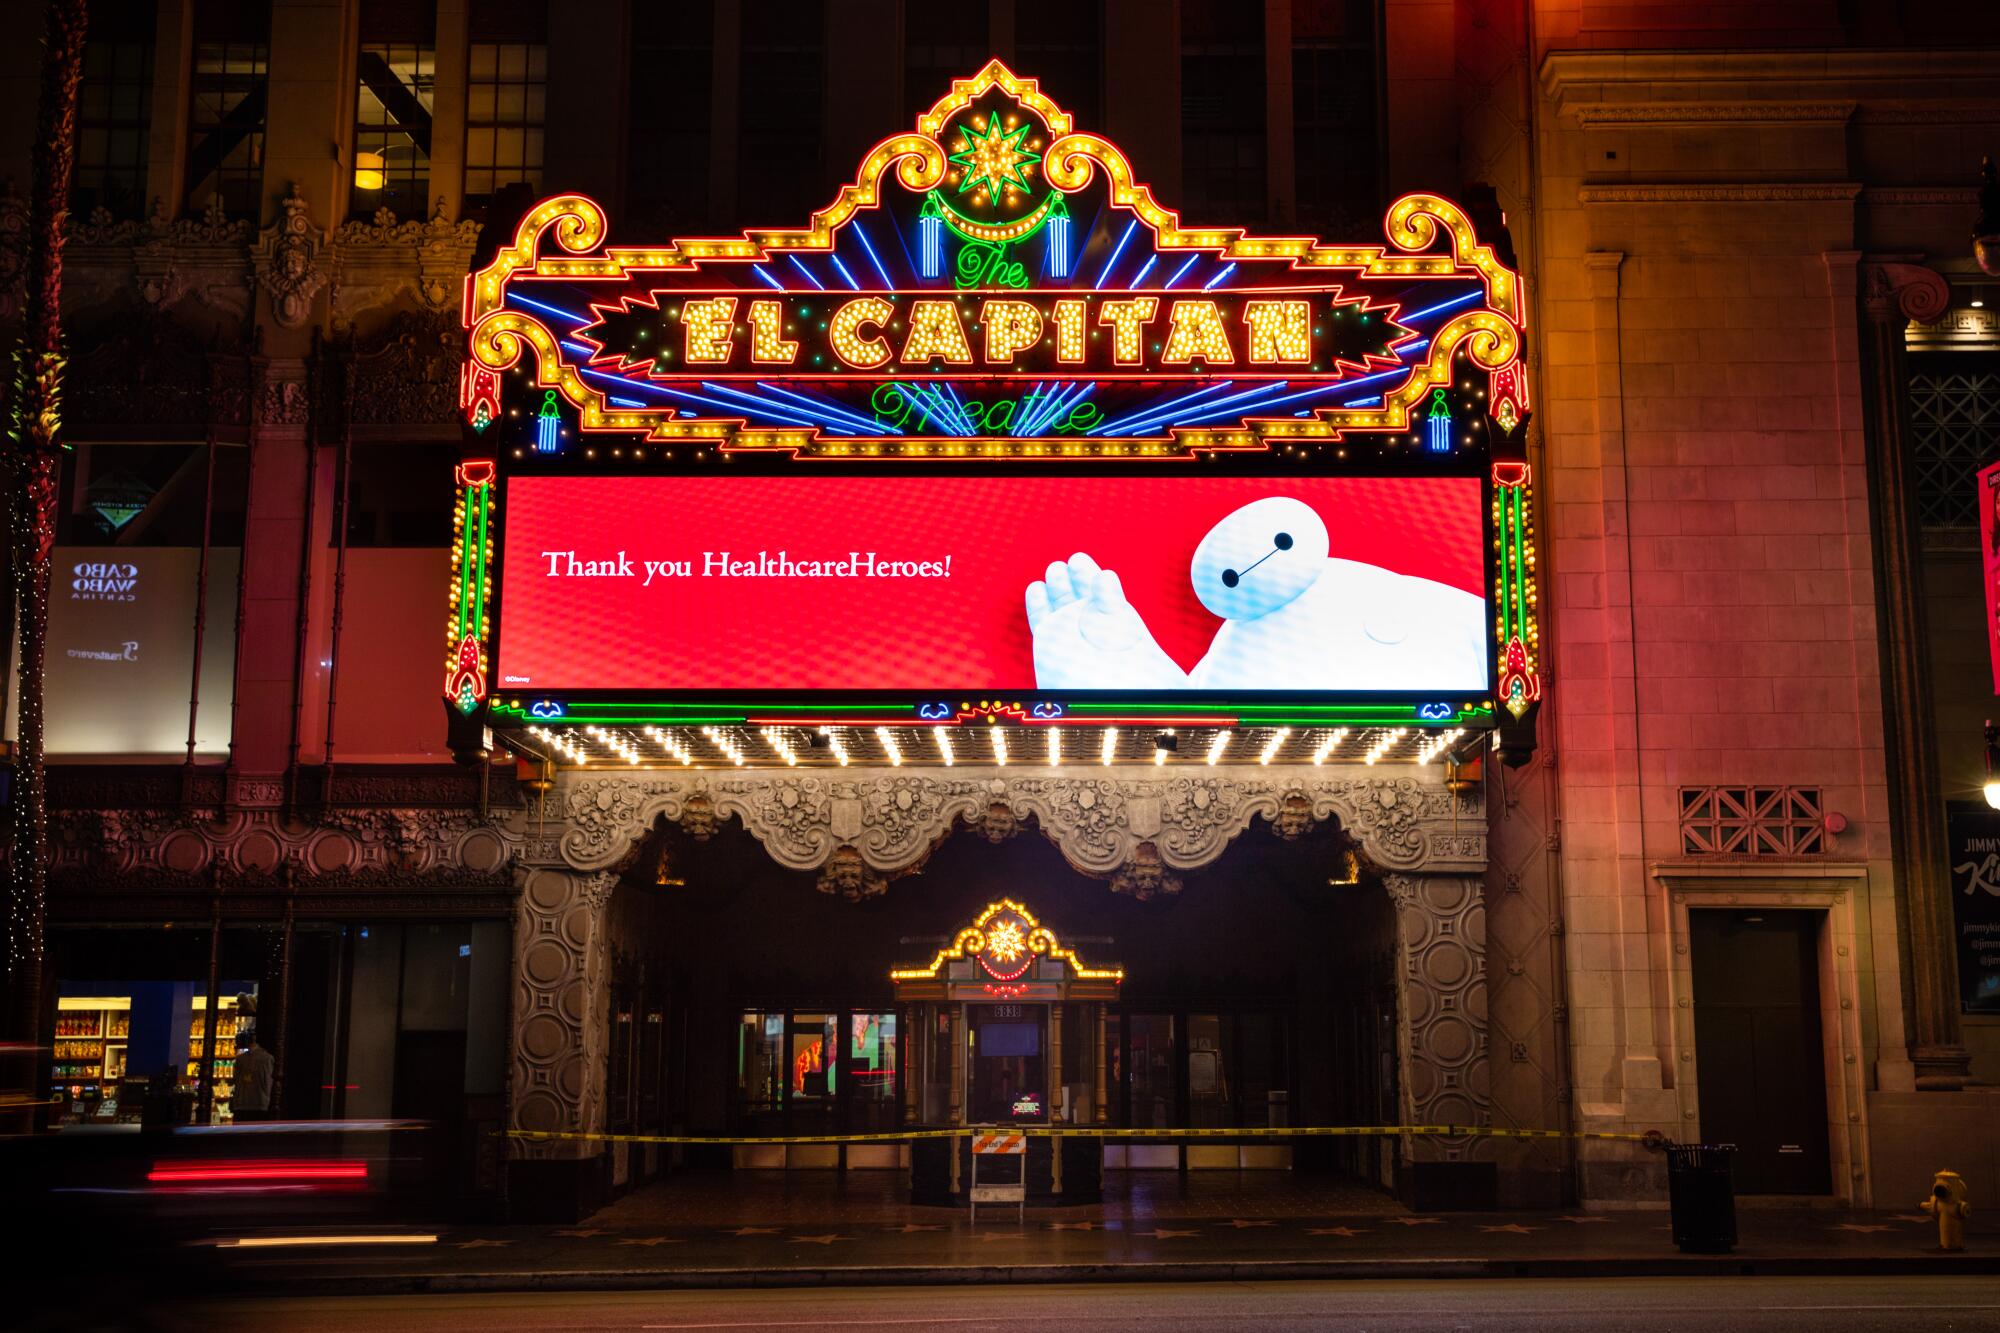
[175,1277,2000,1332]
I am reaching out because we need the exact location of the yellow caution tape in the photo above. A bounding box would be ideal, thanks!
[503,1124,1650,1147]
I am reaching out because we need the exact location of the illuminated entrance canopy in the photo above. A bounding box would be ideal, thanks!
[452,61,1542,742]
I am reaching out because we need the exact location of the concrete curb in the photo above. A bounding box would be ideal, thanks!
[224,1253,2000,1295]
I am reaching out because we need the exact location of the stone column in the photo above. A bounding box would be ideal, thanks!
[1859,260,1970,1091]
[508,860,618,1219]
[1388,874,1491,1152]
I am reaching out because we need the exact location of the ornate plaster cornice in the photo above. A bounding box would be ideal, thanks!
[48,805,518,897]
[1578,182,1863,205]
[533,765,1487,894]
[1567,101,1855,128]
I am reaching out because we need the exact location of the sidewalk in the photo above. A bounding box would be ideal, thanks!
[190,1171,1999,1294]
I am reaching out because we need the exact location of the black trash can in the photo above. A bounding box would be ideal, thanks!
[1665,1143,1737,1254]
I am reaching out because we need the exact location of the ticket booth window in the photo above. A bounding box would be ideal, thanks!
[969,1005,1045,1123]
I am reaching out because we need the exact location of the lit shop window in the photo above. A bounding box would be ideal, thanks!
[186,0,268,218]
[465,43,545,209]
[353,32,435,220]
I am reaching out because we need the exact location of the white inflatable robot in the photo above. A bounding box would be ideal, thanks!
[1024,496,1487,691]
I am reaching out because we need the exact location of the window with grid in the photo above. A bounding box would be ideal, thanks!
[1292,0,1378,236]
[1908,353,2000,529]
[465,44,545,208]
[75,2,154,218]
[739,0,824,227]
[1679,787,1826,857]
[627,0,711,233]
[904,0,988,124]
[1016,0,1102,129]
[352,2,435,221]
[186,0,268,218]
[1181,0,1267,224]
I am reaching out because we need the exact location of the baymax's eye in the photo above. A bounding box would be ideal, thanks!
[1274,532,1293,550]
[1221,569,1240,587]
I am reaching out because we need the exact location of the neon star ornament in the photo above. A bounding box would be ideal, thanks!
[950,113,1038,206]
[986,919,1027,964]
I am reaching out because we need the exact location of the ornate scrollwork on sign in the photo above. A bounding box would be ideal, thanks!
[532,766,1483,885]
[253,183,329,328]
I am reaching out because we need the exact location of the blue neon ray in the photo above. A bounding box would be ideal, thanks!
[753,265,785,290]
[1093,379,1240,434]
[1011,381,1047,438]
[897,382,972,437]
[1127,254,1158,289]
[509,292,589,324]
[1397,289,1482,322]
[753,382,896,435]
[939,382,982,436]
[1093,220,1140,288]
[1110,381,1292,436]
[1201,262,1238,291]
[1163,253,1201,289]
[850,220,897,288]
[697,380,893,434]
[828,254,862,291]
[1019,381,1078,437]
[785,256,826,291]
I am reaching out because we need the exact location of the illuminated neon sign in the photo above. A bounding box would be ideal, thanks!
[455,62,1541,734]
[462,60,1523,459]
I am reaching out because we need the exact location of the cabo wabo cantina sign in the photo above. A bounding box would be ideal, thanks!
[453,61,1541,733]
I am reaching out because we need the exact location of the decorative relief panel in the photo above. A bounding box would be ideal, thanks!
[544,765,1485,890]
[1386,872,1493,1148]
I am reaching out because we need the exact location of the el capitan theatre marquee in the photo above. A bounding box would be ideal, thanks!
[451,60,1540,759]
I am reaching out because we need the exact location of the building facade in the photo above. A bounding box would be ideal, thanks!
[2,0,1996,1218]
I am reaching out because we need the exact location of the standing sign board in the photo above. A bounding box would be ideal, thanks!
[1947,807,2000,1013]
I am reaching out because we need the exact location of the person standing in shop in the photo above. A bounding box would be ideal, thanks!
[233,1033,276,1122]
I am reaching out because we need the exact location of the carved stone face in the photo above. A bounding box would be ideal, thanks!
[679,792,717,840]
[1110,840,1180,901]
[817,844,884,901]
[1272,793,1316,841]
[975,800,1018,843]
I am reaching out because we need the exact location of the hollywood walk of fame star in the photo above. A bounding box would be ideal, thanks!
[1385,1216,1446,1226]
[1047,1220,1103,1230]
[1555,1215,1613,1224]
[552,1228,607,1238]
[726,1226,779,1236]
[1307,1226,1370,1237]
[890,1223,944,1233]
[790,1234,849,1244]
[615,1236,682,1246]
[1478,1223,1542,1234]
[1224,1219,1277,1228]
[1135,1228,1200,1239]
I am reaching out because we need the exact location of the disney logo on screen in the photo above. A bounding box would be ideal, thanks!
[71,561,140,602]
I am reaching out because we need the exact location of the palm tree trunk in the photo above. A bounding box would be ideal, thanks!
[4,0,87,1130]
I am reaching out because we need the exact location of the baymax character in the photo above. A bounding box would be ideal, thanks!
[1024,496,1487,690]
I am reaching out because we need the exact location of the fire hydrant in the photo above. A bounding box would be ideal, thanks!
[1920,1170,1970,1252]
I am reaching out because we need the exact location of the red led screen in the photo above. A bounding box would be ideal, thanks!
[497,474,1488,694]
